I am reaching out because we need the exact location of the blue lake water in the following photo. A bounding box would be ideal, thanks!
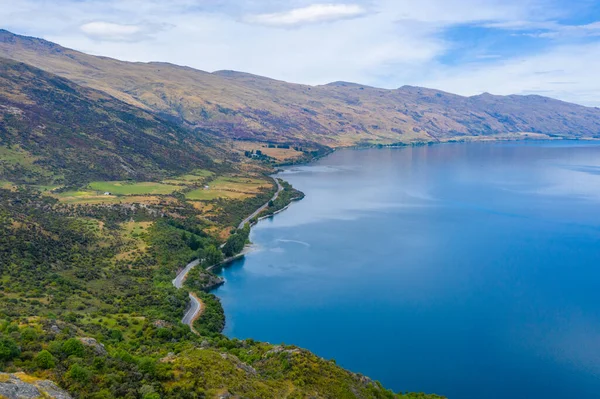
[213,141,600,399]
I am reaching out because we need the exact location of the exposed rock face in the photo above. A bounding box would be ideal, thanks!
[152,320,172,328]
[0,372,72,399]
[78,337,107,356]
[188,270,224,291]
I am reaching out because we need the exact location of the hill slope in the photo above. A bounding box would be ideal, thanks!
[1,29,599,147]
[0,57,219,185]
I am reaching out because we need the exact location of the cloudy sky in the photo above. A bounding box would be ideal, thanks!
[2,0,600,106]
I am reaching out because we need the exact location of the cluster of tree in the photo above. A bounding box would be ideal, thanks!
[222,223,251,257]
[243,149,273,162]
[257,179,305,219]
[192,292,225,336]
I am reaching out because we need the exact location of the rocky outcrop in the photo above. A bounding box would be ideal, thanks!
[78,337,107,356]
[187,269,225,291]
[0,372,72,399]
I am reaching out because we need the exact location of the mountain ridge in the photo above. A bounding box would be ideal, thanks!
[1,29,599,147]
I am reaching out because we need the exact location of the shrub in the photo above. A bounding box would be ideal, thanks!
[66,364,91,384]
[0,337,20,361]
[62,338,85,357]
[35,349,55,369]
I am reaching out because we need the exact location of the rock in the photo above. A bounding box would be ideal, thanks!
[219,353,257,376]
[159,352,176,363]
[0,372,72,399]
[77,337,107,356]
[153,320,171,328]
[50,324,61,334]
[188,270,224,291]
[200,340,210,348]
[263,345,301,358]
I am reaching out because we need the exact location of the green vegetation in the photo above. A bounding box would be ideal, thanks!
[223,223,251,257]
[0,186,443,398]
[0,40,446,398]
[192,292,225,337]
[0,58,217,186]
[258,178,305,219]
[88,181,180,195]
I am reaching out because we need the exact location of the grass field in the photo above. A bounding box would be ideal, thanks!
[185,176,271,201]
[52,190,165,205]
[231,141,305,162]
[162,169,215,185]
[88,181,180,195]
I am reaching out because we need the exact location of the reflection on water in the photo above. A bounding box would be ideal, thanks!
[213,141,600,399]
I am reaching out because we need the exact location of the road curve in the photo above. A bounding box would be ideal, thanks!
[172,259,203,331]
[181,292,201,329]
[172,259,199,289]
[238,177,283,229]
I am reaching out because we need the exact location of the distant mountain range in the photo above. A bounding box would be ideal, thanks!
[2,29,599,149]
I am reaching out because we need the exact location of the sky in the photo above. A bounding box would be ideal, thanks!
[1,0,600,106]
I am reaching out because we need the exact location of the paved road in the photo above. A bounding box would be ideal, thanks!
[172,259,203,331]
[238,177,283,229]
[172,259,199,289]
[181,292,201,329]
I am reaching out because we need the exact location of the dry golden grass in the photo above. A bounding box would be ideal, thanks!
[186,175,271,201]
[231,141,305,161]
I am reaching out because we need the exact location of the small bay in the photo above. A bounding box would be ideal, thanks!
[213,141,600,399]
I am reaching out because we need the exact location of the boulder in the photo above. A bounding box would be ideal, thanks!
[0,372,72,399]
[78,337,107,356]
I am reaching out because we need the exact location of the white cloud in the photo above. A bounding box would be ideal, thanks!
[535,21,600,39]
[1,0,600,106]
[80,21,168,42]
[419,41,600,106]
[243,4,369,27]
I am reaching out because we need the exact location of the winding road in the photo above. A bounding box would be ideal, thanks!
[173,176,283,333]
[238,177,283,229]
[173,259,203,331]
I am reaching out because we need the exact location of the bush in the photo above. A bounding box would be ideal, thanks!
[35,349,55,369]
[62,338,85,357]
[66,364,91,384]
[0,337,20,361]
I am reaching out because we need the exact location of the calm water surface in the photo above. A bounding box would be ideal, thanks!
[213,142,600,399]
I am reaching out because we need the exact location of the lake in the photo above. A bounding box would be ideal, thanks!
[212,141,600,399]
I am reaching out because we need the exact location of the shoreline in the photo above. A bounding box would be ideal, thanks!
[173,171,301,333]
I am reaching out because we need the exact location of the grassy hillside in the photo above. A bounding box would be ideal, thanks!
[1,29,599,148]
[0,186,444,399]
[0,57,219,186]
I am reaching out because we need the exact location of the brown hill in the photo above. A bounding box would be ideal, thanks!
[1,29,599,147]
[0,57,219,185]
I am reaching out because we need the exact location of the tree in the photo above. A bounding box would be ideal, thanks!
[66,364,91,384]
[203,245,224,266]
[0,337,20,361]
[35,349,55,369]
[62,338,85,357]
